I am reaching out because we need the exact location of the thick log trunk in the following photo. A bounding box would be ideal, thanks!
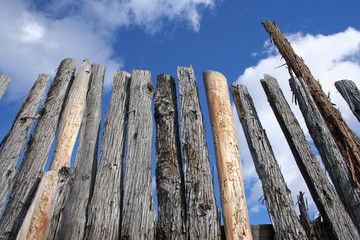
[154,74,186,240]
[120,70,156,240]
[334,80,360,122]
[262,74,360,239]
[0,74,49,213]
[55,64,105,240]
[231,84,307,240]
[0,74,11,100]
[203,71,252,240]
[85,70,130,240]
[289,76,360,231]
[262,20,360,195]
[177,66,221,240]
[0,58,77,240]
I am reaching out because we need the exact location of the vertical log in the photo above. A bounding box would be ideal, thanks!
[120,70,156,239]
[334,80,360,122]
[0,58,77,240]
[261,74,360,239]
[203,71,252,240]
[85,70,130,240]
[289,76,360,231]
[154,74,186,240]
[262,21,360,195]
[0,74,11,100]
[0,74,49,213]
[297,192,316,240]
[177,66,221,240]
[231,84,307,240]
[55,64,105,240]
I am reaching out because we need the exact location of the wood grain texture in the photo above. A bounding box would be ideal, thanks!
[203,70,252,240]
[177,66,221,240]
[85,70,130,240]
[231,84,307,240]
[0,58,77,240]
[154,74,186,240]
[0,74,49,214]
[0,74,11,100]
[335,79,360,122]
[120,70,156,240]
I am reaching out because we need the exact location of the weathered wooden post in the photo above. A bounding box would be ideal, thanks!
[262,74,360,239]
[154,74,186,240]
[231,84,307,240]
[85,70,130,240]
[0,73,11,100]
[0,74,49,213]
[203,71,252,240]
[335,80,360,122]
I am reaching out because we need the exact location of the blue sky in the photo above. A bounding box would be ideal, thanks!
[1,0,360,225]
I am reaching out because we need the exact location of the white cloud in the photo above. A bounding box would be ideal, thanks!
[233,27,360,218]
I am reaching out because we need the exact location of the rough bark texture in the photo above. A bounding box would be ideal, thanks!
[289,76,360,231]
[0,74,11,100]
[85,70,130,240]
[203,71,252,240]
[55,64,105,240]
[154,74,186,240]
[231,84,307,240]
[262,20,360,195]
[120,70,156,240]
[297,192,316,240]
[335,79,360,122]
[0,58,77,240]
[262,74,360,239]
[0,74,49,213]
[177,66,221,240]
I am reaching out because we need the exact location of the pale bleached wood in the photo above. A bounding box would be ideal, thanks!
[177,66,221,240]
[85,70,130,240]
[335,79,360,122]
[154,74,186,240]
[0,58,77,240]
[0,74,49,213]
[120,70,156,240]
[54,64,105,240]
[231,84,307,240]
[203,70,252,240]
[0,74,11,100]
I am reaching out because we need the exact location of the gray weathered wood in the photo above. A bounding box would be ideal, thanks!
[289,76,360,231]
[0,74,49,213]
[231,84,307,240]
[177,66,221,240]
[55,64,105,240]
[0,74,11,100]
[250,225,274,240]
[154,74,186,240]
[335,79,360,122]
[297,192,316,240]
[85,70,130,240]
[262,74,360,239]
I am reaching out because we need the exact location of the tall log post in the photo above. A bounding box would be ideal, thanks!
[0,58,77,240]
[55,64,105,240]
[120,70,156,239]
[203,71,252,240]
[335,80,360,122]
[0,74,11,100]
[154,74,186,240]
[16,59,91,240]
[177,66,221,240]
[261,74,360,239]
[85,70,130,240]
[231,84,307,240]
[262,21,360,194]
[289,76,360,231]
[0,74,49,213]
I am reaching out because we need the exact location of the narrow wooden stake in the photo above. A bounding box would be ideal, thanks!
[121,70,156,239]
[231,84,307,240]
[297,192,316,240]
[0,74,49,213]
[177,66,221,240]
[0,73,11,100]
[0,58,77,240]
[154,74,186,240]
[55,64,105,240]
[203,70,252,240]
[335,79,360,122]
[86,70,130,240]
